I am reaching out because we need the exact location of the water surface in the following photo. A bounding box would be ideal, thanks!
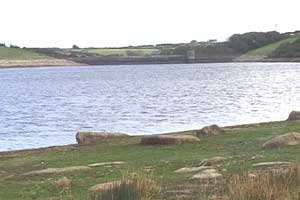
[1,63,300,151]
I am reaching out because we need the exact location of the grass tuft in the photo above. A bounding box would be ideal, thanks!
[90,172,161,200]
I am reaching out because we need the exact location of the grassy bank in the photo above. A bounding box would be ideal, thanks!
[235,35,300,61]
[0,120,300,199]
[0,47,49,60]
[0,47,81,68]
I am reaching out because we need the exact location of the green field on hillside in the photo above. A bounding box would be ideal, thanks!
[1,120,300,199]
[246,35,300,57]
[0,47,49,60]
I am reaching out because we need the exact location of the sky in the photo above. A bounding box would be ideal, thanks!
[0,0,299,48]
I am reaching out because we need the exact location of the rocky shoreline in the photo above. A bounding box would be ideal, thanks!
[1,111,299,154]
[1,111,300,199]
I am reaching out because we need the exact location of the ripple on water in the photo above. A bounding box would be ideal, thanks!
[1,63,300,151]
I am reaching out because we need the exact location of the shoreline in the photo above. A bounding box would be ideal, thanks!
[1,117,299,199]
[1,59,300,69]
[0,120,283,154]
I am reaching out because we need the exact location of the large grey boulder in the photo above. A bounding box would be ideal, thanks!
[76,131,129,145]
[140,135,200,145]
[262,132,300,149]
[287,111,300,121]
[196,125,224,138]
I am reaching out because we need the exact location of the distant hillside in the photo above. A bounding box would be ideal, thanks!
[235,35,300,62]
[0,47,49,60]
[1,30,300,68]
[270,37,300,58]
[0,47,80,68]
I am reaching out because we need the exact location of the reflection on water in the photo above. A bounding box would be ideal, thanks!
[0,63,300,151]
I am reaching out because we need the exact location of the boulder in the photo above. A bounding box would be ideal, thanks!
[22,166,91,177]
[191,169,222,180]
[196,125,224,138]
[88,181,121,193]
[140,135,200,145]
[263,132,300,149]
[175,166,212,173]
[76,131,129,145]
[287,111,300,121]
[87,161,125,168]
[252,162,291,167]
[199,156,226,166]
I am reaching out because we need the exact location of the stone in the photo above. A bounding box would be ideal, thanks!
[201,169,218,174]
[251,155,264,160]
[55,176,72,188]
[140,135,200,145]
[22,166,91,176]
[87,161,125,168]
[196,125,224,138]
[192,171,222,180]
[174,166,212,173]
[76,132,129,145]
[263,132,300,149]
[252,162,291,167]
[88,181,121,193]
[199,156,226,166]
[287,111,300,121]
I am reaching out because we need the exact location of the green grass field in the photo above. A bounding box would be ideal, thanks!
[246,35,300,57]
[0,47,49,60]
[80,48,160,56]
[0,121,300,199]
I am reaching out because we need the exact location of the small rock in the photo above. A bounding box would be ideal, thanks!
[196,125,224,138]
[87,161,125,168]
[251,155,264,160]
[201,169,218,174]
[22,166,91,177]
[88,181,121,193]
[252,162,291,167]
[263,132,300,149]
[55,177,71,188]
[140,135,200,145]
[199,156,226,166]
[192,172,222,180]
[76,132,129,145]
[175,166,212,173]
[287,111,300,121]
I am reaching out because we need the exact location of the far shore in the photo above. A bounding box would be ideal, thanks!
[1,59,300,69]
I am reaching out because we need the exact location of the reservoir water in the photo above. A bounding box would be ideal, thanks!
[1,63,300,151]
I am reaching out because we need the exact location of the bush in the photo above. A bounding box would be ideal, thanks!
[91,182,140,200]
[194,164,300,200]
[225,165,300,200]
[90,173,160,200]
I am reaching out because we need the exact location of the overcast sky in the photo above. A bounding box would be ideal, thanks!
[1,0,299,48]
